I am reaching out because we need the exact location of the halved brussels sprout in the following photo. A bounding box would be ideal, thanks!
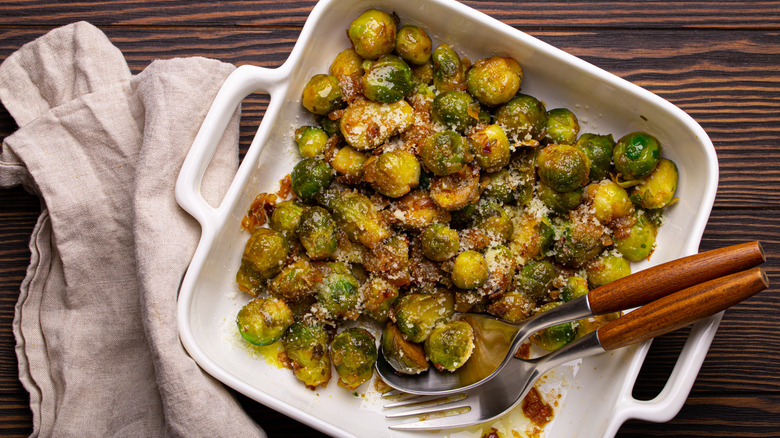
[381,322,430,375]
[317,189,393,249]
[421,223,460,261]
[429,164,481,211]
[395,25,432,65]
[362,55,415,103]
[614,211,657,261]
[613,131,662,181]
[316,268,361,320]
[330,328,377,389]
[297,206,338,260]
[269,258,323,302]
[362,149,420,198]
[283,320,332,388]
[575,133,616,181]
[411,59,434,84]
[583,179,635,226]
[419,130,471,176]
[431,44,466,92]
[386,190,451,229]
[393,292,455,343]
[481,244,517,298]
[472,202,514,243]
[236,296,294,346]
[424,320,475,371]
[360,276,399,322]
[330,48,365,78]
[301,74,345,115]
[486,291,535,323]
[469,124,511,172]
[295,126,328,158]
[544,108,580,145]
[348,9,397,59]
[630,158,678,209]
[466,56,522,107]
[236,228,290,296]
[431,90,480,133]
[585,252,631,288]
[452,250,489,289]
[509,211,554,263]
[339,98,414,150]
[560,276,589,302]
[515,259,557,300]
[269,200,305,238]
[530,302,576,351]
[290,158,335,202]
[495,94,547,142]
[330,146,368,183]
[537,144,591,193]
[537,182,583,215]
[363,234,411,287]
[553,218,606,268]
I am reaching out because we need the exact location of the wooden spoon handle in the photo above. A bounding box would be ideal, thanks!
[597,267,769,350]
[588,241,765,315]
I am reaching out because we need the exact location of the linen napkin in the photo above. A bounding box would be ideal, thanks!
[0,22,265,437]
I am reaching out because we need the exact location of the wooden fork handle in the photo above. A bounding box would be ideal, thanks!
[588,241,765,315]
[597,267,769,350]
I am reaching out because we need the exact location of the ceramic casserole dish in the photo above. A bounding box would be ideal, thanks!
[175,0,719,436]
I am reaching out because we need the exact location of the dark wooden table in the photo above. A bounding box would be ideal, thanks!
[1,1,778,437]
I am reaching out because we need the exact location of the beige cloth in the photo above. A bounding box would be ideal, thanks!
[0,22,265,437]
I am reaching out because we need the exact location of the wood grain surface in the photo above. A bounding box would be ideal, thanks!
[1,1,779,437]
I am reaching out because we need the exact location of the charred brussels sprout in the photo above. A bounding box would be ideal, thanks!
[395,25,432,65]
[330,146,368,183]
[419,130,471,176]
[295,126,328,158]
[236,228,290,295]
[432,44,466,92]
[236,296,294,346]
[421,223,460,261]
[362,149,420,198]
[575,133,616,181]
[362,55,415,103]
[486,291,535,323]
[301,74,345,115]
[431,90,480,132]
[290,158,335,202]
[297,206,338,260]
[613,131,662,181]
[412,60,434,84]
[583,179,635,226]
[429,164,481,211]
[630,158,678,209]
[466,56,523,107]
[330,48,364,78]
[382,322,430,374]
[537,182,583,214]
[473,203,514,243]
[269,258,323,302]
[530,302,577,351]
[509,212,554,263]
[316,268,361,320]
[360,276,399,322]
[515,259,557,300]
[585,252,631,288]
[393,292,455,343]
[330,328,377,389]
[537,144,591,193]
[495,94,547,142]
[387,190,451,229]
[545,108,580,145]
[425,320,475,371]
[339,98,414,150]
[469,124,511,172]
[318,189,392,249]
[560,276,589,302]
[348,9,397,59]
[553,219,606,268]
[283,320,332,388]
[269,200,305,238]
[452,250,489,289]
[614,212,657,261]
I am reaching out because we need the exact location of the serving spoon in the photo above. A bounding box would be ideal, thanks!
[376,241,765,395]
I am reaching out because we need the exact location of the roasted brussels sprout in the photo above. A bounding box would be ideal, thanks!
[348,9,397,59]
[330,48,365,78]
[382,322,430,375]
[630,158,678,209]
[330,328,377,389]
[269,200,305,238]
[316,267,361,320]
[360,276,399,322]
[339,98,414,150]
[330,146,368,183]
[431,44,466,92]
[509,210,554,263]
[294,126,328,158]
[362,55,415,103]
[290,158,335,202]
[614,212,657,261]
[418,130,471,176]
[575,133,616,181]
[469,124,511,172]
[431,90,480,133]
[393,292,455,343]
[301,74,345,115]
[283,320,332,388]
[318,189,393,249]
[386,190,451,229]
[515,259,557,300]
[236,228,290,295]
[297,206,338,260]
[508,148,538,205]
[362,149,421,198]
[363,234,410,287]
[236,296,294,346]
[472,202,514,243]
[583,179,635,226]
[425,320,475,371]
[429,164,481,211]
[481,244,517,298]
[544,108,580,145]
[269,258,322,302]
[530,302,576,351]
[560,276,589,302]
[495,94,547,142]
[486,291,535,323]
[537,182,583,214]
[585,252,631,288]
[452,250,489,289]
[411,59,433,84]
[613,131,662,181]
[537,144,591,193]
[553,218,606,268]
[395,25,432,65]
[466,56,522,107]
[421,223,460,261]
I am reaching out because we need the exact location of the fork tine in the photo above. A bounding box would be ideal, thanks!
[388,405,489,431]
[384,393,468,417]
[383,392,466,409]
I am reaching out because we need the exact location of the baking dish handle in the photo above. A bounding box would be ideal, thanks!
[613,312,722,427]
[175,64,285,230]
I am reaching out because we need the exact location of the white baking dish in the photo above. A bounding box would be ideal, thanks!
[175,0,719,436]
